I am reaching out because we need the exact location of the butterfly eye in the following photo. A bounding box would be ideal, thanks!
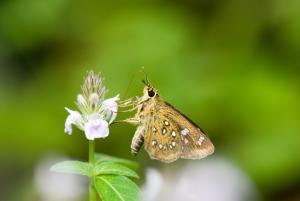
[148,89,156,97]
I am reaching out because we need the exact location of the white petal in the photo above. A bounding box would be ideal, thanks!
[102,94,119,123]
[64,115,73,135]
[64,108,83,134]
[108,112,117,124]
[102,94,120,112]
[84,115,109,140]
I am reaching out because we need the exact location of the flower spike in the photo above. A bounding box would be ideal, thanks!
[64,71,119,140]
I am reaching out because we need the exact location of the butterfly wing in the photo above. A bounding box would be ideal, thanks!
[143,99,214,163]
[143,111,182,163]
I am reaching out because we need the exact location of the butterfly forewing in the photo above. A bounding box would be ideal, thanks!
[143,99,214,163]
[144,111,182,163]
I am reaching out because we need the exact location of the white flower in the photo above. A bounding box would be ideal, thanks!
[64,108,83,135]
[84,114,109,140]
[64,71,119,140]
[102,94,120,124]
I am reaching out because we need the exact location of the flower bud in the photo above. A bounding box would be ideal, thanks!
[89,93,100,105]
[77,94,86,105]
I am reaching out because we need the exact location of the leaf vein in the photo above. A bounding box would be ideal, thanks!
[99,176,126,201]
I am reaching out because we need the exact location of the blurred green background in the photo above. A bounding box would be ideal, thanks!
[0,0,300,200]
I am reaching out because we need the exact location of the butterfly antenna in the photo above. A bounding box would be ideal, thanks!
[122,70,139,99]
[139,67,152,87]
[123,67,151,99]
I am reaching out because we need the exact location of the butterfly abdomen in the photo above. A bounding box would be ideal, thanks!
[131,126,145,156]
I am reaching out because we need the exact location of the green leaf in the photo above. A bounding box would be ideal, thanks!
[95,175,140,201]
[94,162,139,179]
[50,160,91,176]
[95,153,138,171]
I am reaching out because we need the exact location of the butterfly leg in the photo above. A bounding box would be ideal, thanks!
[117,117,140,126]
[119,96,140,107]
[119,96,142,113]
[119,105,139,112]
[112,118,139,126]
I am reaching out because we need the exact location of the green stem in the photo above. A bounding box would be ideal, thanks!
[89,140,95,164]
[89,140,96,201]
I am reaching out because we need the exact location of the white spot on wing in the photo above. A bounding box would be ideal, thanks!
[164,120,169,126]
[171,131,176,137]
[198,136,205,145]
[162,128,167,135]
[181,128,189,136]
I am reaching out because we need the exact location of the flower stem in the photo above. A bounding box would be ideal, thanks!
[89,140,96,201]
[89,140,95,164]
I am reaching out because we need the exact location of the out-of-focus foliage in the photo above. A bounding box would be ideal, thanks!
[0,0,300,201]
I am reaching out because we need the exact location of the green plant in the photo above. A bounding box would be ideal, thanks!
[50,71,140,201]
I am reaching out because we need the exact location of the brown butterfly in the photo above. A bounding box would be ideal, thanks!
[120,77,214,163]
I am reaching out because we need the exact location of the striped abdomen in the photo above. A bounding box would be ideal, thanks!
[131,126,145,156]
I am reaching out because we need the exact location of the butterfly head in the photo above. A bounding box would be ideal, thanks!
[143,86,158,98]
[140,69,159,100]
[141,79,159,101]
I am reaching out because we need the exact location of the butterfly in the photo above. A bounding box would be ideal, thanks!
[120,76,214,163]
